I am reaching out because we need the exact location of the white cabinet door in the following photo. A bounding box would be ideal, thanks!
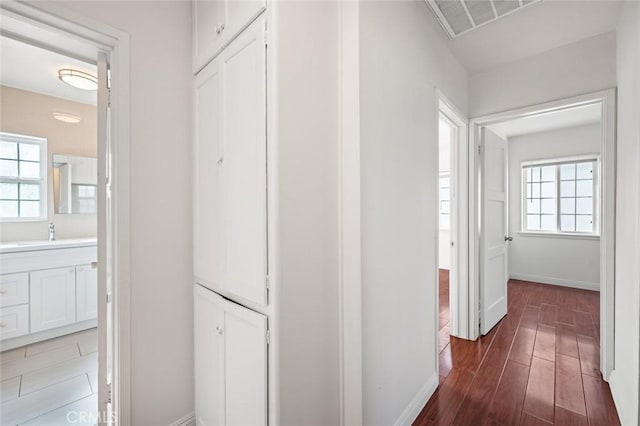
[194,17,268,307]
[76,265,98,321]
[194,53,223,291]
[222,298,268,426]
[194,285,225,426]
[194,285,268,426]
[193,0,266,72]
[30,267,76,332]
[219,17,267,306]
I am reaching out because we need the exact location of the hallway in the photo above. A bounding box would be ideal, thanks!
[417,279,620,425]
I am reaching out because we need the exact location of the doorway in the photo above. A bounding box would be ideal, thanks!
[0,2,131,423]
[469,89,616,379]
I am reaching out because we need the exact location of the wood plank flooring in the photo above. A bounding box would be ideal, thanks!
[415,274,620,426]
[0,328,98,426]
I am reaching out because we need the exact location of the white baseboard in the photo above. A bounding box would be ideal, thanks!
[393,374,439,426]
[509,273,599,291]
[168,412,195,426]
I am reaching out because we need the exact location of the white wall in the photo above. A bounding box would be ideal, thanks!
[507,124,601,290]
[469,31,617,117]
[51,2,194,424]
[359,1,468,424]
[610,2,640,424]
[274,2,340,425]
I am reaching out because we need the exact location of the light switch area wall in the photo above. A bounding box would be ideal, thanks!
[507,123,601,290]
[52,1,194,425]
[360,1,468,424]
[0,86,97,242]
[611,1,640,423]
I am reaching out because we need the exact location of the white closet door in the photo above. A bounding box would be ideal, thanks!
[194,285,225,426]
[30,267,76,332]
[220,17,267,306]
[76,265,98,321]
[222,298,267,426]
[194,56,223,289]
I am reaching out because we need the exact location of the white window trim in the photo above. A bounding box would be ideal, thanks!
[520,154,600,237]
[0,132,48,222]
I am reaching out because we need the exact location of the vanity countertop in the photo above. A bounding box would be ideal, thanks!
[0,238,97,254]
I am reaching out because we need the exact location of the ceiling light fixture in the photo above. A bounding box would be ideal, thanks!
[53,112,82,124]
[58,69,97,91]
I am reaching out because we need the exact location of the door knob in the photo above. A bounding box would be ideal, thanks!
[505,236,513,242]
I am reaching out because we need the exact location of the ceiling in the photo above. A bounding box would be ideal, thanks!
[0,36,97,106]
[434,0,625,74]
[488,103,601,138]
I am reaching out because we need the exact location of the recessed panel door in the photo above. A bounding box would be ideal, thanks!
[480,128,509,335]
[30,267,76,332]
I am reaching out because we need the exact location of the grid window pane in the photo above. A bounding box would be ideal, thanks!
[560,180,575,197]
[0,183,18,199]
[19,184,40,201]
[576,180,592,197]
[0,200,18,217]
[0,142,18,159]
[576,215,593,233]
[541,182,555,198]
[576,162,593,179]
[439,175,450,228]
[441,200,449,214]
[561,198,575,214]
[527,199,540,214]
[527,215,540,230]
[0,159,18,177]
[19,143,40,161]
[541,199,556,215]
[576,198,592,215]
[523,159,597,235]
[19,161,40,179]
[560,164,575,180]
[561,214,576,232]
[19,201,40,217]
[541,166,555,181]
[541,215,555,231]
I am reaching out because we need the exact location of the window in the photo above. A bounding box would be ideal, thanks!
[439,173,450,229]
[0,132,47,220]
[522,157,598,235]
[72,184,97,214]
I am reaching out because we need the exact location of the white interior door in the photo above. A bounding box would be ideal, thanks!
[480,127,509,334]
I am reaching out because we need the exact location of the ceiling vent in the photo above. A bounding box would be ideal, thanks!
[427,0,541,39]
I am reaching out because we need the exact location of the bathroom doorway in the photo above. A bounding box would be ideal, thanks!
[0,2,131,423]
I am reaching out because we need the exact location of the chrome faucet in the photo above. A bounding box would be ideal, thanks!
[48,222,55,241]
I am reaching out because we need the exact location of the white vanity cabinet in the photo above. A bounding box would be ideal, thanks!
[194,16,268,307]
[194,284,267,426]
[193,0,266,72]
[30,267,77,333]
[0,240,97,349]
[76,264,98,322]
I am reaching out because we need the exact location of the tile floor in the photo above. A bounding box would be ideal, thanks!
[0,328,98,426]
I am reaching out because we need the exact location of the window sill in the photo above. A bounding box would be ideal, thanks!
[517,231,600,241]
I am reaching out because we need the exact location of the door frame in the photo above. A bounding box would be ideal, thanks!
[0,0,132,422]
[436,91,470,340]
[468,89,616,380]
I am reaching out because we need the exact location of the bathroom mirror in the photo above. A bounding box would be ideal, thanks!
[52,154,97,214]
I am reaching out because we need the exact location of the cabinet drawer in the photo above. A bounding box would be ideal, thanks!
[0,273,29,308]
[0,304,29,340]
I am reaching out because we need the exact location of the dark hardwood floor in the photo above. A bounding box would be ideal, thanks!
[416,272,620,426]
